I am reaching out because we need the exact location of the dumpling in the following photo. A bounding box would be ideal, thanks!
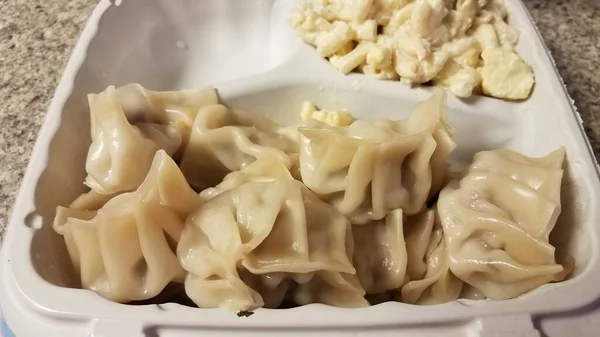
[437,147,569,300]
[352,207,463,303]
[85,84,217,195]
[115,83,218,137]
[179,105,298,191]
[69,190,115,211]
[400,210,463,305]
[178,179,367,310]
[299,121,428,224]
[115,84,221,158]
[240,270,368,309]
[199,156,294,201]
[298,90,455,224]
[53,150,203,302]
[352,209,408,294]
[288,271,367,308]
[375,90,456,197]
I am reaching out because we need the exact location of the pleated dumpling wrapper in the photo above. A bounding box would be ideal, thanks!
[85,84,217,195]
[68,189,115,211]
[179,104,299,191]
[178,179,368,311]
[298,90,455,224]
[374,89,456,198]
[400,210,463,305]
[352,207,462,304]
[352,209,407,294]
[53,150,203,302]
[199,156,294,201]
[437,147,572,300]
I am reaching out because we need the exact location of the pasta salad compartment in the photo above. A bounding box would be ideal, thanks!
[1,0,599,337]
[289,0,536,100]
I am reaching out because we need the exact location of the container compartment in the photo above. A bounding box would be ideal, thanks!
[1,0,599,336]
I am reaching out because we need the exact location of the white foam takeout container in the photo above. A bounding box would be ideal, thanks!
[1,0,600,336]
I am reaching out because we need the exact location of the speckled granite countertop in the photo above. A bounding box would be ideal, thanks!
[0,0,599,241]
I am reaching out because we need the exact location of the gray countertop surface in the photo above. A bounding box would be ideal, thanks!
[0,0,599,241]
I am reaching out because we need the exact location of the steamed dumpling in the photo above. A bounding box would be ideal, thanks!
[352,209,408,294]
[241,270,368,309]
[437,147,569,300]
[352,207,463,303]
[53,150,203,302]
[178,179,367,310]
[400,210,463,305]
[288,270,367,308]
[115,84,219,156]
[85,84,217,195]
[375,90,456,197]
[298,90,455,224]
[69,190,115,211]
[199,157,294,201]
[179,105,298,191]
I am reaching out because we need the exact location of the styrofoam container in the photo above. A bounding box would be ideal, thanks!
[1,0,600,336]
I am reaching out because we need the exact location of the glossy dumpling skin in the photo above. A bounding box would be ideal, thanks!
[116,84,222,161]
[288,271,367,308]
[400,210,463,305]
[352,209,408,294]
[116,83,219,143]
[240,269,368,309]
[375,90,456,197]
[178,179,367,310]
[437,147,569,300]
[54,150,203,302]
[85,84,217,195]
[352,206,462,304]
[179,104,299,191]
[68,190,115,211]
[299,90,455,224]
[199,156,294,201]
